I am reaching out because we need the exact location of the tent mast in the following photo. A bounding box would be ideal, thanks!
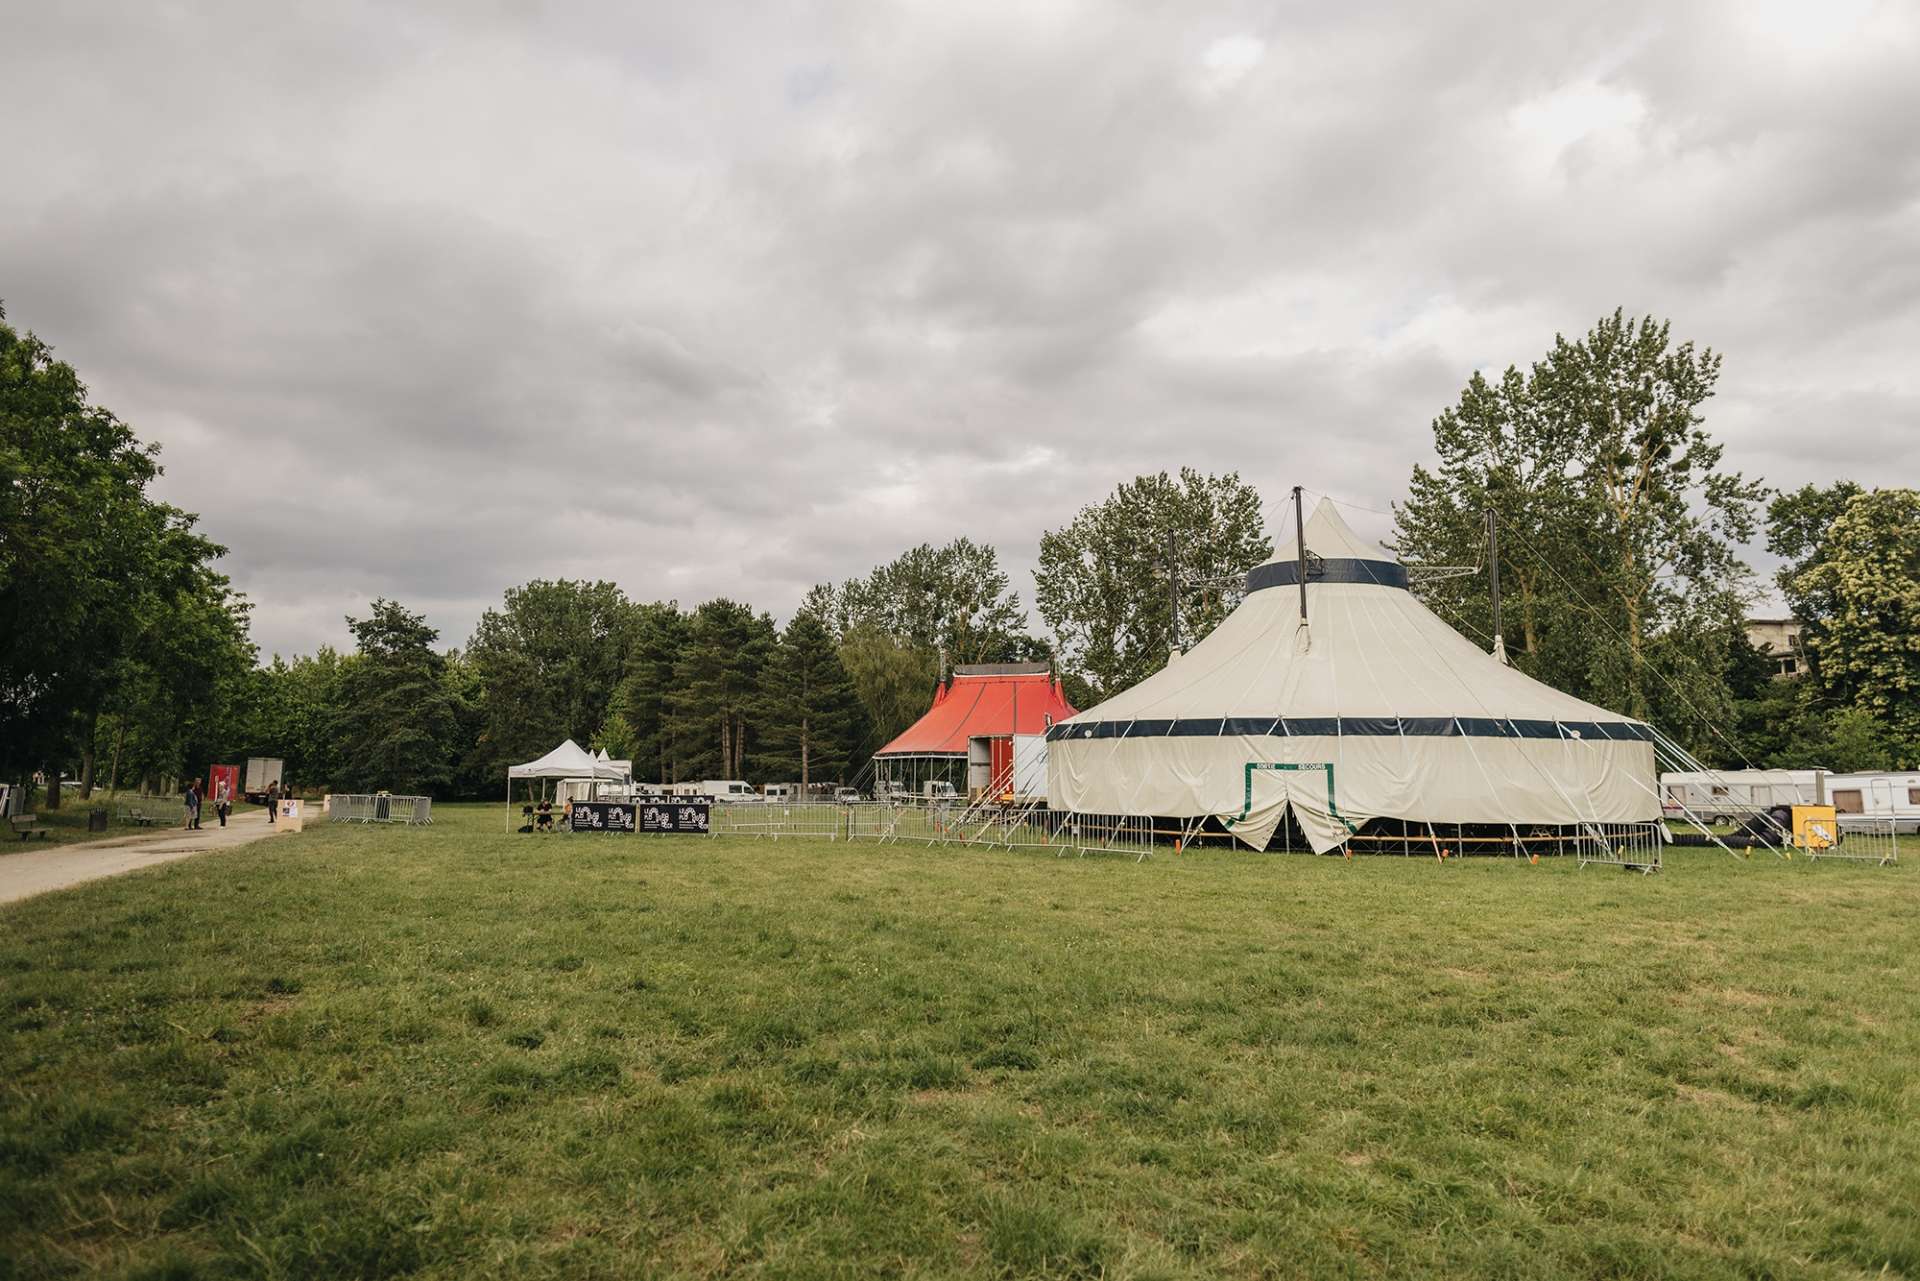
[1486,508,1508,665]
[1292,485,1309,634]
[1166,527,1182,662]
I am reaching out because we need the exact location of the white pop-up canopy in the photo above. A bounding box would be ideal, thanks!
[1047,501,1660,852]
[505,740,627,829]
[508,739,625,781]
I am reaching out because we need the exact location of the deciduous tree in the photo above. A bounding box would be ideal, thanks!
[1035,468,1268,703]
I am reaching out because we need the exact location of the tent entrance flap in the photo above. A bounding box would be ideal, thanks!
[1222,761,1356,853]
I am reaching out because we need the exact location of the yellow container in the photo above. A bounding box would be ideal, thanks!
[1791,804,1837,850]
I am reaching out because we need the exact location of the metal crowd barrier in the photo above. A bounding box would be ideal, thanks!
[705,799,1159,860]
[329,794,433,824]
[1811,817,1899,866]
[1574,821,1664,873]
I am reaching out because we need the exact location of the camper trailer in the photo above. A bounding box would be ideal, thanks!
[1659,770,1826,824]
[1824,772,1920,833]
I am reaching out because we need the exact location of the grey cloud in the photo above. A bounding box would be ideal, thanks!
[3,0,1917,660]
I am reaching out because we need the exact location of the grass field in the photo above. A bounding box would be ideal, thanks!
[1,792,190,849]
[1,806,1915,1279]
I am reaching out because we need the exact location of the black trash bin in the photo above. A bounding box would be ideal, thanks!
[89,806,108,832]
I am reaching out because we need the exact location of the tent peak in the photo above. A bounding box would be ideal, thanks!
[1266,498,1396,566]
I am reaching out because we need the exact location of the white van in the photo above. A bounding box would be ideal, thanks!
[702,780,763,803]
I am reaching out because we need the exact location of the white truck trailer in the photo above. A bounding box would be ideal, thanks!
[244,757,285,803]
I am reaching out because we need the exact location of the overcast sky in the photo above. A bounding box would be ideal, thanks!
[4,0,1916,659]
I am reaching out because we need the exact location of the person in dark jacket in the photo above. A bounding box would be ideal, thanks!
[184,783,202,830]
[265,779,278,824]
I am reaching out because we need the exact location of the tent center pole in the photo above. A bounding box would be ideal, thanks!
[1292,485,1308,633]
[1487,508,1508,664]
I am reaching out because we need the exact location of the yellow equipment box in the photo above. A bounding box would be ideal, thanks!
[1791,805,1837,850]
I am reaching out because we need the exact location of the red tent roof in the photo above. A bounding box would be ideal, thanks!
[874,667,1078,757]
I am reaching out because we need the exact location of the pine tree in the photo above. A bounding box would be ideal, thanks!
[763,611,868,786]
[332,600,460,795]
[673,600,776,781]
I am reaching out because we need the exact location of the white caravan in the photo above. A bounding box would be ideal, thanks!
[1824,773,1920,833]
[1658,770,1827,824]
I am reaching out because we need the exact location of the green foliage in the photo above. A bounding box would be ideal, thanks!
[759,610,869,784]
[815,537,1031,664]
[1036,468,1269,703]
[465,580,636,777]
[1768,481,1864,646]
[837,624,941,754]
[1790,489,1920,761]
[672,599,778,781]
[0,303,252,793]
[332,600,460,794]
[1394,310,1763,754]
[604,602,693,784]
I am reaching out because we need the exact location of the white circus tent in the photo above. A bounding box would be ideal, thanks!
[1046,501,1660,852]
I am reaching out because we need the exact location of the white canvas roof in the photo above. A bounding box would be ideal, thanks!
[507,739,626,781]
[1048,501,1660,851]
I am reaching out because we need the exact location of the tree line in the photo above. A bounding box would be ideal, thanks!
[7,300,1918,806]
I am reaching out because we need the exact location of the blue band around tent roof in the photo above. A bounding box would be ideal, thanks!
[1245,558,1409,592]
[1046,717,1653,743]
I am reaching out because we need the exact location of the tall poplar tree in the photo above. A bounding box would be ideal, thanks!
[1394,311,1763,752]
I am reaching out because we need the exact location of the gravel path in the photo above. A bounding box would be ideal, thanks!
[0,808,295,905]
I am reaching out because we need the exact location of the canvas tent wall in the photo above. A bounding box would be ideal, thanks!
[873,664,1076,797]
[1046,501,1660,853]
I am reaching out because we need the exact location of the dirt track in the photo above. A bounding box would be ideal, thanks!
[0,808,297,905]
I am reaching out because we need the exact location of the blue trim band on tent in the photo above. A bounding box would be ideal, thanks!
[1244,558,1410,592]
[1046,717,1654,743]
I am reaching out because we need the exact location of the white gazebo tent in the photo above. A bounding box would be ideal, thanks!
[505,739,627,829]
[1046,501,1661,854]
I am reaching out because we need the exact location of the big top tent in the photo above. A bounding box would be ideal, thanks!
[1045,501,1661,853]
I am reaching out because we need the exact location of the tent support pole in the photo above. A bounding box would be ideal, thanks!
[1293,485,1308,633]
[1487,509,1508,664]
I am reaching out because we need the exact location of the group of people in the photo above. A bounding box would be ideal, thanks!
[181,778,285,829]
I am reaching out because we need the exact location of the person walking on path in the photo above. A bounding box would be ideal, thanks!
[265,780,278,824]
[214,778,231,827]
[184,783,202,830]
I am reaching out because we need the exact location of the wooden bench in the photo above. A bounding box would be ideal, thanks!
[9,814,50,841]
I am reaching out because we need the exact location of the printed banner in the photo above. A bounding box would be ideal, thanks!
[569,801,638,833]
[639,800,711,833]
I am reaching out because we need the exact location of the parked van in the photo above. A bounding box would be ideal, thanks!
[702,780,762,803]
[763,783,799,802]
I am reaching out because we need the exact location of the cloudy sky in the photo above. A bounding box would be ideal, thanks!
[4,0,1916,659]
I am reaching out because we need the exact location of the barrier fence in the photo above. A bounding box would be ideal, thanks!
[1811,817,1899,866]
[1572,821,1665,873]
[703,800,1162,860]
[330,794,433,824]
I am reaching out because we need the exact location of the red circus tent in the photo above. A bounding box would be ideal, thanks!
[875,663,1078,759]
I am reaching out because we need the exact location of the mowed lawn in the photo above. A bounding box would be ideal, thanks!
[2,808,1916,1280]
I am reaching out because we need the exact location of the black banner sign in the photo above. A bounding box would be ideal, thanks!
[568,799,711,834]
[569,801,637,833]
[640,801,711,833]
